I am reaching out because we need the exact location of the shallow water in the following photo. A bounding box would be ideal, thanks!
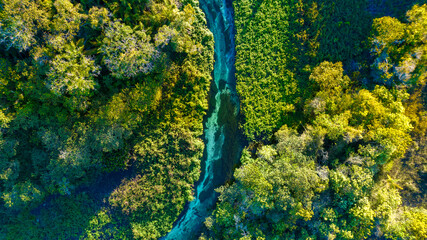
[161,0,240,239]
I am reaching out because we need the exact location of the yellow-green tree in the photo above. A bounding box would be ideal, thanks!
[371,4,427,87]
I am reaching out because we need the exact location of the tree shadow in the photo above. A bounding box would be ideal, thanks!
[23,167,138,239]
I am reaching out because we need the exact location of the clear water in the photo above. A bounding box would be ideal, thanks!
[161,0,239,238]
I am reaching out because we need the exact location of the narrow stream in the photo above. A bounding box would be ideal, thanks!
[161,0,240,238]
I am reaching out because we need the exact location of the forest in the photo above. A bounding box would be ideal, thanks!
[202,0,427,239]
[0,0,426,239]
[0,0,214,238]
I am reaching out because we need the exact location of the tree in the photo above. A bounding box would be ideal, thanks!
[2,180,44,209]
[47,40,100,97]
[307,62,412,166]
[47,0,86,50]
[207,127,326,239]
[0,0,48,51]
[371,4,427,87]
[100,21,157,79]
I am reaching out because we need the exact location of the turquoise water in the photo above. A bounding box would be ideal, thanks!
[161,0,240,239]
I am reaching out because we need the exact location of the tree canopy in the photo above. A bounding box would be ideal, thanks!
[203,2,427,240]
[0,0,214,238]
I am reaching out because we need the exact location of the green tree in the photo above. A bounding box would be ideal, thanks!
[307,62,412,166]
[101,21,157,79]
[0,0,48,51]
[47,0,86,50]
[2,180,44,209]
[207,127,326,239]
[47,40,100,97]
[371,4,427,87]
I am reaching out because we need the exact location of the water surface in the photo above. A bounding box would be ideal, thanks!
[161,0,241,238]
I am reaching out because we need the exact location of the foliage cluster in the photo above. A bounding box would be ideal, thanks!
[205,61,426,240]
[234,0,374,140]
[0,0,214,238]
[206,2,427,239]
[233,0,298,140]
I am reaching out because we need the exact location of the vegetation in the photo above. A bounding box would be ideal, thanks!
[203,1,427,240]
[234,0,298,140]
[205,63,424,239]
[1,0,426,239]
[234,0,376,140]
[0,0,213,239]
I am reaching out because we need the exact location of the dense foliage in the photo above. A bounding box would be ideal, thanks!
[234,0,376,140]
[204,1,427,240]
[0,0,213,238]
[1,0,426,239]
[205,63,425,239]
[233,0,298,140]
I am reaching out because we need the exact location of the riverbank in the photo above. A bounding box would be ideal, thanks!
[161,0,243,238]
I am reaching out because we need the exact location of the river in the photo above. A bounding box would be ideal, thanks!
[161,0,241,239]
